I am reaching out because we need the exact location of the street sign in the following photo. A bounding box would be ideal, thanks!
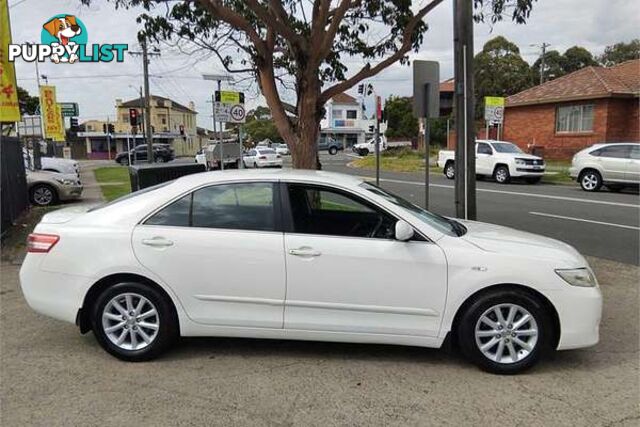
[59,102,79,117]
[214,90,246,123]
[484,96,505,124]
[412,60,440,119]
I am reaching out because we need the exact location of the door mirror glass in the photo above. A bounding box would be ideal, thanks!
[395,220,414,241]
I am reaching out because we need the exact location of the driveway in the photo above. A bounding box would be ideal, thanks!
[1,257,637,426]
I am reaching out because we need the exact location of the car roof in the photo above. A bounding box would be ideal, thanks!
[476,139,515,144]
[172,169,365,188]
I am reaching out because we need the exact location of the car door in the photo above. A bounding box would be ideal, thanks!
[281,183,448,337]
[244,149,256,167]
[132,181,286,328]
[476,143,494,175]
[598,145,631,181]
[625,145,640,183]
[133,145,148,162]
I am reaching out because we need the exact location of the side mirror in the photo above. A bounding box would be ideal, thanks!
[395,220,414,242]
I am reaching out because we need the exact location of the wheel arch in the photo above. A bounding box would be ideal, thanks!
[447,283,560,350]
[76,272,180,334]
[493,163,511,175]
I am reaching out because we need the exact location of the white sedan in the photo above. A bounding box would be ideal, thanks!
[20,170,601,374]
[243,148,283,168]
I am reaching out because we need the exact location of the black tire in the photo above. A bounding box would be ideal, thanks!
[91,282,178,362]
[29,183,58,206]
[118,157,129,166]
[525,177,542,184]
[457,289,554,374]
[493,165,511,184]
[155,156,166,163]
[444,162,455,180]
[328,146,338,155]
[579,169,602,192]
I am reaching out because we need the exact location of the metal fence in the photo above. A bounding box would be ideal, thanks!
[1,136,29,237]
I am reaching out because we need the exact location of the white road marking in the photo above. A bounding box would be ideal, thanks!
[376,178,640,209]
[529,212,640,230]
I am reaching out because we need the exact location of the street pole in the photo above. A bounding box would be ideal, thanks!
[141,40,153,163]
[211,93,218,169]
[106,116,111,161]
[239,124,244,169]
[453,0,476,220]
[217,80,224,171]
[539,42,550,85]
[423,83,431,209]
[375,95,381,186]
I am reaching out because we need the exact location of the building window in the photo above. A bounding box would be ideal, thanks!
[556,104,594,133]
[332,109,343,119]
[346,110,357,119]
[161,116,167,125]
[121,114,128,123]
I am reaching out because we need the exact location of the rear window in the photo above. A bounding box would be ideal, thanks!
[88,181,173,212]
[258,149,276,154]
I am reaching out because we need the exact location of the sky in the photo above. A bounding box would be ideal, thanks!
[7,0,639,128]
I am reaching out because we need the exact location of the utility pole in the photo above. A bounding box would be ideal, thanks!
[129,41,160,163]
[538,42,551,85]
[453,0,476,220]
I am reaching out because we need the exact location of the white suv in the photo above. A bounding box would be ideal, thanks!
[569,143,640,192]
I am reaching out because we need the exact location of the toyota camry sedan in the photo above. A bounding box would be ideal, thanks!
[20,170,602,374]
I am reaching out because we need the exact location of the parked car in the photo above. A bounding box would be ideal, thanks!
[274,144,290,156]
[195,148,207,166]
[569,142,640,192]
[437,140,545,184]
[318,136,342,155]
[115,144,174,165]
[26,170,83,206]
[352,136,388,156]
[243,148,283,168]
[204,141,242,170]
[20,170,601,374]
[23,149,80,177]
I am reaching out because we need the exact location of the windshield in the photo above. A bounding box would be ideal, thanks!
[258,149,276,154]
[491,142,523,153]
[360,182,464,237]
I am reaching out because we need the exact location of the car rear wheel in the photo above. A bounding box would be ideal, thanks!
[329,146,338,155]
[457,289,553,374]
[91,282,178,362]
[30,184,58,206]
[494,165,511,184]
[579,169,602,192]
[155,156,165,163]
[444,162,455,180]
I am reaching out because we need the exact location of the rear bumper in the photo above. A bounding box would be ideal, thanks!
[19,255,89,324]
[257,160,283,167]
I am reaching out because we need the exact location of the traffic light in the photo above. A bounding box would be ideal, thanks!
[358,84,364,95]
[102,123,107,134]
[108,124,115,134]
[128,108,139,126]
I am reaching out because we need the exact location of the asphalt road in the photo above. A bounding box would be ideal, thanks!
[1,257,637,426]
[312,152,640,265]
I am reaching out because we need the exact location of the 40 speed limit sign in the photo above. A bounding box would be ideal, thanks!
[214,90,246,123]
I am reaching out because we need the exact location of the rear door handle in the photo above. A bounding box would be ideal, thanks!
[142,237,174,248]
[288,247,321,257]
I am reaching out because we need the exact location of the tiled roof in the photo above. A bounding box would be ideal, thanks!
[506,59,640,107]
[439,78,455,93]
[331,92,359,105]
[120,95,196,113]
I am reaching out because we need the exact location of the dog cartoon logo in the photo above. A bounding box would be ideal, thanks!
[41,15,87,63]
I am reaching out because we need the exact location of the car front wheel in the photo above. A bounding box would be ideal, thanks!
[444,162,455,179]
[91,282,178,361]
[579,169,602,192]
[457,289,553,374]
[329,147,338,155]
[494,165,511,184]
[30,184,58,206]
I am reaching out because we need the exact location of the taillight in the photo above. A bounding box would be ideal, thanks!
[27,233,59,253]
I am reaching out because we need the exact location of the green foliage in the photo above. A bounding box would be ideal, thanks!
[384,96,418,139]
[562,46,597,73]
[598,39,640,66]
[474,36,533,117]
[531,50,565,82]
[17,86,39,115]
[244,107,282,143]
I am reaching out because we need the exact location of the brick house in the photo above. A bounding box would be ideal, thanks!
[503,59,639,159]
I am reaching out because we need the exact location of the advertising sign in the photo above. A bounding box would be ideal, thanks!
[484,96,505,124]
[0,0,21,122]
[60,102,79,117]
[214,90,246,123]
[39,85,65,141]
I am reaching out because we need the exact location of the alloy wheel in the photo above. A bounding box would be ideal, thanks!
[474,303,539,364]
[581,173,599,190]
[33,186,54,205]
[495,168,509,183]
[102,292,160,351]
[445,164,455,179]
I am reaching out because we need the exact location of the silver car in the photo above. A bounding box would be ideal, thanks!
[569,143,640,192]
[26,170,83,206]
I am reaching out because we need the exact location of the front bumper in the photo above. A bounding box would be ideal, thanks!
[546,285,602,350]
[513,166,545,177]
[58,184,83,201]
[569,166,579,179]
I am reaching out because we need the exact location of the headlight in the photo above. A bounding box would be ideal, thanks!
[54,178,76,186]
[555,268,597,287]
[515,159,526,166]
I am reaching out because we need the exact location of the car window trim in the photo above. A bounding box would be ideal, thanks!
[139,179,284,233]
[279,181,429,242]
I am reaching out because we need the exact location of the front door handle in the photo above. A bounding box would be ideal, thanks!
[142,237,174,248]
[288,247,321,257]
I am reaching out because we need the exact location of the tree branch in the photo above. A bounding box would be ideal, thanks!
[320,0,444,103]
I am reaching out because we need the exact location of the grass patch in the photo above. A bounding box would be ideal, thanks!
[352,147,441,173]
[94,167,132,201]
[541,160,572,185]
